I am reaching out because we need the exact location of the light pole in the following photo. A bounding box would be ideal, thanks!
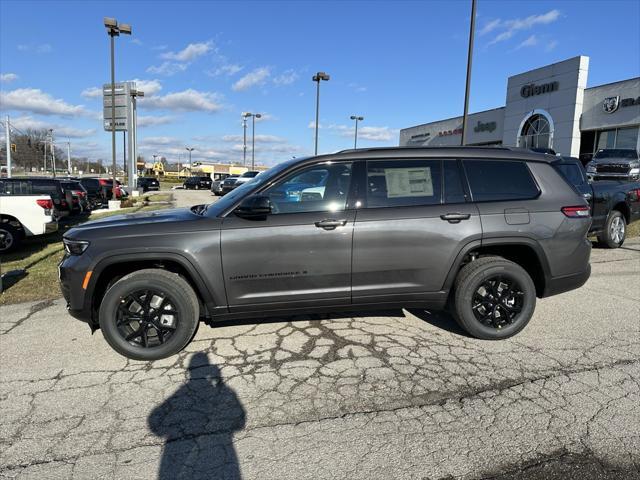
[129,88,143,187]
[350,115,364,149]
[460,0,476,146]
[67,139,71,175]
[312,71,330,155]
[49,129,56,178]
[243,113,262,170]
[241,112,249,166]
[104,17,132,199]
[186,147,194,172]
[4,115,11,178]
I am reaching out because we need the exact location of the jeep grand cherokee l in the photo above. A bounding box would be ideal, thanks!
[59,147,592,360]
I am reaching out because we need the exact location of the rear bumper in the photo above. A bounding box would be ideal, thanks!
[542,265,591,297]
[45,221,58,234]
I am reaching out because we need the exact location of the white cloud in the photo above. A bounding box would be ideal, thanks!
[348,82,367,93]
[130,79,163,96]
[232,67,271,91]
[17,43,52,53]
[8,115,96,138]
[546,39,559,51]
[81,86,102,98]
[273,69,299,86]
[0,88,88,116]
[206,64,244,77]
[515,34,539,50]
[479,19,501,35]
[139,136,180,146]
[146,62,188,76]
[131,38,143,46]
[161,41,214,62]
[0,73,18,83]
[140,89,223,112]
[137,115,174,127]
[222,134,286,143]
[308,122,397,142]
[488,9,560,45]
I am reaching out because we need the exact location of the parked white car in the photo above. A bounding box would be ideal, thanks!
[0,195,58,252]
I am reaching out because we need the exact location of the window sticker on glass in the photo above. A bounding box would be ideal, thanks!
[384,167,433,198]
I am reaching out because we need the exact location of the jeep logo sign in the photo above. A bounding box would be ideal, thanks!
[520,81,559,98]
[474,121,497,133]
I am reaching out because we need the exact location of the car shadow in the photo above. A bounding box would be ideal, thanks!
[148,352,246,480]
[406,308,473,337]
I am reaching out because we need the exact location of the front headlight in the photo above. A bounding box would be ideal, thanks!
[63,238,90,255]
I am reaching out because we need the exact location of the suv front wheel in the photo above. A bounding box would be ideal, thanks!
[99,269,200,360]
[453,256,536,340]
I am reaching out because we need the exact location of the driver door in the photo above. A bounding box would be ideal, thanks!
[220,161,355,312]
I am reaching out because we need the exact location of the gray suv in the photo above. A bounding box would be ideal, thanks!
[59,147,592,360]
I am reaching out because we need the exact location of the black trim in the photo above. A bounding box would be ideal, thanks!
[542,265,591,297]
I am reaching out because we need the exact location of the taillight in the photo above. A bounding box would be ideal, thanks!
[629,188,640,201]
[61,200,68,207]
[562,206,590,218]
[36,199,53,209]
[98,179,109,185]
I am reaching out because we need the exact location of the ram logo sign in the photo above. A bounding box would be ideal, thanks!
[602,96,620,114]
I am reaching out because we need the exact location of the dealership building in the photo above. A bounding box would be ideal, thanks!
[399,56,640,158]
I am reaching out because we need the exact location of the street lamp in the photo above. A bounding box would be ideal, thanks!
[186,147,194,172]
[241,112,249,166]
[243,112,262,170]
[104,17,132,199]
[350,115,364,149]
[129,89,143,186]
[312,71,330,155]
[49,129,56,178]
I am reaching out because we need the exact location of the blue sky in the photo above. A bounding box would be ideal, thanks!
[1,0,639,166]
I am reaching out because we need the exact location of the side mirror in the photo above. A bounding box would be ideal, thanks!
[235,195,271,219]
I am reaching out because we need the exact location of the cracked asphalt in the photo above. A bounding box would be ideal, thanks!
[1,240,639,479]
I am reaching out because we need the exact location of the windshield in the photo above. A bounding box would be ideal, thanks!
[205,158,305,216]
[594,149,638,159]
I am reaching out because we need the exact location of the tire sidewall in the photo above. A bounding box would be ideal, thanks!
[0,225,18,253]
[455,263,536,339]
[99,273,198,360]
[605,211,625,248]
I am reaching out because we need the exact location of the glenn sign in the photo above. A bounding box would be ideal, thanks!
[520,81,559,98]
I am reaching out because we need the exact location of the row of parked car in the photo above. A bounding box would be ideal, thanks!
[0,176,127,253]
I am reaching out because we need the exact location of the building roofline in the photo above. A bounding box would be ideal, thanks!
[585,76,640,91]
[400,106,505,132]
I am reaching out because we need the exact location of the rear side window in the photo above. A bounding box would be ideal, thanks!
[463,160,539,202]
[366,159,442,208]
[0,180,34,195]
[554,163,586,187]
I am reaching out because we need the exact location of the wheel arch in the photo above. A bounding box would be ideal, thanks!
[443,238,551,298]
[86,252,216,325]
[610,201,630,224]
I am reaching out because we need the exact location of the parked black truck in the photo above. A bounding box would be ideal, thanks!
[554,157,640,248]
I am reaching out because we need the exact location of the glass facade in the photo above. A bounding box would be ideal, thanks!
[595,126,639,152]
[518,114,552,149]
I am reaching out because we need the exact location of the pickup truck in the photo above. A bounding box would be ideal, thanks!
[554,157,640,248]
[0,195,58,252]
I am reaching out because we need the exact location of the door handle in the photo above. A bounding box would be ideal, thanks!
[314,219,348,230]
[440,213,471,223]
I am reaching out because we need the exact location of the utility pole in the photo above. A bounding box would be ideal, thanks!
[43,135,48,173]
[461,0,477,146]
[242,113,248,166]
[50,129,56,178]
[67,139,71,175]
[4,115,11,178]
[312,72,330,155]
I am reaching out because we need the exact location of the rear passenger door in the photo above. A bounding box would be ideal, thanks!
[351,158,481,302]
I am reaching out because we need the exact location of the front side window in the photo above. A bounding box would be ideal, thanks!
[463,160,539,202]
[263,162,352,214]
[366,159,442,208]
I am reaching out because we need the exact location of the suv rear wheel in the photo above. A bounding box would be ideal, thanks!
[453,256,536,340]
[99,269,199,360]
[597,210,625,249]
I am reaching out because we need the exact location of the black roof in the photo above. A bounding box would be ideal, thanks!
[327,146,557,163]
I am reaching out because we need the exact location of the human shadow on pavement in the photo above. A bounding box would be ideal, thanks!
[148,352,246,480]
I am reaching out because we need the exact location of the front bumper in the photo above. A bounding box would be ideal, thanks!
[58,252,94,326]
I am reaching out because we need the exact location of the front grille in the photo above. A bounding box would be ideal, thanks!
[596,163,630,174]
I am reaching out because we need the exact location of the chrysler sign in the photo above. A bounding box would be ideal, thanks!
[520,81,559,98]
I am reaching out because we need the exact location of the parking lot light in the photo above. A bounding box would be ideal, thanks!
[350,115,364,149]
[186,147,195,172]
[312,72,330,155]
[104,17,132,199]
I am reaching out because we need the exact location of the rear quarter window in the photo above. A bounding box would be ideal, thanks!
[463,160,540,202]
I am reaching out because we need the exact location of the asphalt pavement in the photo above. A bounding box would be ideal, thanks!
[0,197,639,479]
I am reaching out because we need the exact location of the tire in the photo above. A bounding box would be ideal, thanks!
[0,223,21,253]
[597,210,625,249]
[452,256,536,340]
[99,269,200,360]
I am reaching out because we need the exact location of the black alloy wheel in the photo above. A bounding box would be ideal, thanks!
[116,289,179,348]
[471,276,525,329]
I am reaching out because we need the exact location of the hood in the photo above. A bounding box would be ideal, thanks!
[65,207,208,240]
